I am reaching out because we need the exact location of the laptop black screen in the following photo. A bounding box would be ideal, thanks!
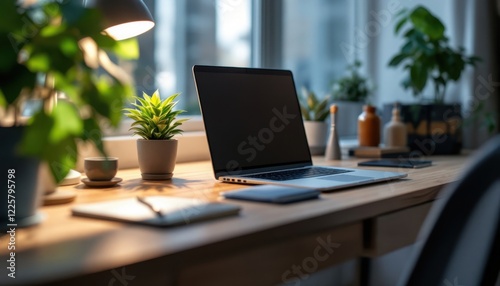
[193,65,312,177]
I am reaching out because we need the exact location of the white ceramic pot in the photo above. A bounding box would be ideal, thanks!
[303,121,328,155]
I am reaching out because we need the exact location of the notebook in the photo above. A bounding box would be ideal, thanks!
[192,65,407,191]
[72,196,241,227]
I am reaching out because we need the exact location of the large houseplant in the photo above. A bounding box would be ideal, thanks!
[0,1,137,225]
[331,60,372,138]
[386,5,480,154]
[299,88,329,155]
[124,90,187,180]
[388,6,479,103]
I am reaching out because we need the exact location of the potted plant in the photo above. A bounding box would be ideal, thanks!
[386,5,480,154]
[0,1,137,226]
[331,60,373,138]
[299,88,330,155]
[124,90,187,180]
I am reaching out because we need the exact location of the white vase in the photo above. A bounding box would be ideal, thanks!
[303,121,328,155]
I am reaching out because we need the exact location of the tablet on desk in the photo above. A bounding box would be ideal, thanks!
[358,159,432,169]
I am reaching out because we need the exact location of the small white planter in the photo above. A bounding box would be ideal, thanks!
[303,121,328,155]
[137,139,178,180]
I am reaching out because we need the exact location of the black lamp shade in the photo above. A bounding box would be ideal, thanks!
[85,0,155,40]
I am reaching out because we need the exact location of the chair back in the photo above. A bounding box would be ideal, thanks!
[398,135,500,286]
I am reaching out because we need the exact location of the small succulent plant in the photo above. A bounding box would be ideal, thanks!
[299,88,330,122]
[124,90,188,140]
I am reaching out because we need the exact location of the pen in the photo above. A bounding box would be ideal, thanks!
[137,196,163,218]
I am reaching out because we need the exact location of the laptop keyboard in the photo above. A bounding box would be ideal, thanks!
[243,167,353,181]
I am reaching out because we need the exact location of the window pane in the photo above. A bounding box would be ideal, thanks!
[282,0,349,97]
[138,0,252,115]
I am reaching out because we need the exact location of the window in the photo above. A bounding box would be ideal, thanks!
[104,0,354,162]
[132,0,350,115]
[135,0,252,115]
[282,0,349,96]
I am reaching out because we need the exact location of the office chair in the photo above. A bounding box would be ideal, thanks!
[397,135,500,286]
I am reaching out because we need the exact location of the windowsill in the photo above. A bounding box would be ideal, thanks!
[79,124,359,173]
[75,130,210,172]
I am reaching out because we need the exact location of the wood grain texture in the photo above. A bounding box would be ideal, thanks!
[0,155,469,285]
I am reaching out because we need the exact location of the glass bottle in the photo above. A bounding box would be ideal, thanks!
[358,105,380,147]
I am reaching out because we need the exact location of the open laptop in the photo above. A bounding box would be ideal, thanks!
[192,65,407,191]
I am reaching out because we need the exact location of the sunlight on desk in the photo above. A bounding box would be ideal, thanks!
[0,155,468,285]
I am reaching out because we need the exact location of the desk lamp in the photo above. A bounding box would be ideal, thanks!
[84,0,155,40]
[44,0,155,205]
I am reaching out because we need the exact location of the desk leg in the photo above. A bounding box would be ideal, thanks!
[358,257,371,286]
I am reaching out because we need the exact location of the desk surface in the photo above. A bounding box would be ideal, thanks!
[0,155,469,285]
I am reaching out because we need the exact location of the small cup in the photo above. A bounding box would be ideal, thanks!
[84,157,118,181]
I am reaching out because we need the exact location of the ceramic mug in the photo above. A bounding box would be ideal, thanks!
[84,157,118,181]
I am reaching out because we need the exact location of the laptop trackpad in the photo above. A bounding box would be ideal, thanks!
[319,174,373,183]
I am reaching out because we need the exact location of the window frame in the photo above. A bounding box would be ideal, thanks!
[103,0,355,165]
[109,0,261,137]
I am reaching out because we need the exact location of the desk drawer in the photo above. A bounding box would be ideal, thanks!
[177,222,362,286]
[363,202,433,257]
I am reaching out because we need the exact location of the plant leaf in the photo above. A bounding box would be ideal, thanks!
[81,118,106,156]
[394,17,407,35]
[123,90,188,139]
[409,6,445,40]
[112,38,139,60]
[49,101,84,143]
[410,62,428,94]
[388,53,408,66]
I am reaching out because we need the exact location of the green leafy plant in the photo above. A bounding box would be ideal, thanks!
[0,1,138,182]
[331,60,372,102]
[124,90,188,140]
[388,5,480,103]
[299,88,329,122]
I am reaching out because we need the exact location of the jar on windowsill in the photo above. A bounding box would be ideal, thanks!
[358,105,380,147]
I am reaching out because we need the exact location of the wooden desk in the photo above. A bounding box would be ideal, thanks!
[0,155,468,286]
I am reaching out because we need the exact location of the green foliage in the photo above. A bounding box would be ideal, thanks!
[388,5,480,103]
[0,1,138,182]
[331,60,372,102]
[124,91,188,140]
[299,88,329,122]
